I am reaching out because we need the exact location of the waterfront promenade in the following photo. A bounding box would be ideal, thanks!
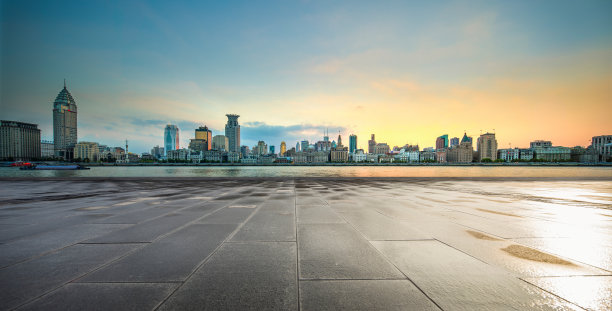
[0,178,610,310]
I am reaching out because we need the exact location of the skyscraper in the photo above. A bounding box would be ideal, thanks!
[436,134,448,150]
[194,126,213,150]
[368,134,376,154]
[212,135,229,151]
[349,134,357,153]
[477,132,498,161]
[225,114,240,153]
[450,137,459,147]
[280,141,286,156]
[301,140,309,152]
[164,124,179,155]
[53,81,77,159]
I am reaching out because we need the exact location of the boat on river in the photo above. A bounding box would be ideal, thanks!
[20,164,90,170]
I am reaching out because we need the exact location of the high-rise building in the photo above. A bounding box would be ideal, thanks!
[164,124,180,155]
[0,120,41,160]
[195,126,213,150]
[212,135,229,151]
[225,114,240,153]
[53,81,77,159]
[301,140,309,152]
[151,145,164,158]
[41,140,54,158]
[269,145,275,155]
[368,134,376,154]
[257,141,267,155]
[240,145,250,158]
[296,142,301,152]
[436,134,448,150]
[280,141,286,156]
[450,137,459,147]
[349,134,357,153]
[477,133,498,161]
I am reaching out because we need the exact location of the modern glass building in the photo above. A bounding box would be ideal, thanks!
[164,124,180,156]
[349,134,357,153]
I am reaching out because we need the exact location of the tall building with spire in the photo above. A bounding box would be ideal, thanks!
[225,114,240,153]
[53,80,77,159]
[164,124,180,156]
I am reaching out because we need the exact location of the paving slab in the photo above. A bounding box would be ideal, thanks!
[297,205,345,224]
[298,223,404,280]
[0,223,129,268]
[335,208,431,240]
[158,242,297,311]
[198,206,255,224]
[523,276,612,311]
[19,283,178,311]
[79,223,236,282]
[300,280,440,311]
[372,240,583,311]
[0,244,138,310]
[231,208,295,242]
[85,212,203,243]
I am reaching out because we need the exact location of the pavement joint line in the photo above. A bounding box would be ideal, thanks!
[517,277,588,310]
[153,186,284,311]
[299,278,410,281]
[293,185,300,311]
[322,202,444,311]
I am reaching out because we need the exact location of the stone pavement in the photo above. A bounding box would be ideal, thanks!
[0,178,611,310]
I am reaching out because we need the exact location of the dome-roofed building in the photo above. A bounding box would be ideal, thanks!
[53,80,78,159]
[460,132,472,144]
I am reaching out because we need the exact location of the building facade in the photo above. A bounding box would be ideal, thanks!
[447,137,473,163]
[74,141,100,161]
[164,124,179,155]
[497,148,520,162]
[330,135,349,162]
[374,143,390,155]
[477,133,498,161]
[436,134,448,150]
[450,137,459,148]
[0,120,41,160]
[368,134,376,154]
[280,141,286,156]
[225,114,240,153]
[41,140,54,158]
[53,83,78,159]
[195,126,213,150]
[592,135,612,162]
[151,145,164,158]
[532,146,571,161]
[212,135,229,151]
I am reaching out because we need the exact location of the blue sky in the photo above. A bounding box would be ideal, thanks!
[2,0,611,153]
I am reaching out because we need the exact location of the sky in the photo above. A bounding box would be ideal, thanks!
[1,0,611,153]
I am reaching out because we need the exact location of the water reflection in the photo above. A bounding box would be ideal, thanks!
[1,166,611,178]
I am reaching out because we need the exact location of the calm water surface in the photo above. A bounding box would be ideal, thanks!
[1,166,611,178]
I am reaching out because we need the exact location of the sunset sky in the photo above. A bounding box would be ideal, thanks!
[2,0,611,153]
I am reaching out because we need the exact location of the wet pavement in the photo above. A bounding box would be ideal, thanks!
[0,178,611,310]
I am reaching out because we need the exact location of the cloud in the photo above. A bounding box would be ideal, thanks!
[242,121,348,147]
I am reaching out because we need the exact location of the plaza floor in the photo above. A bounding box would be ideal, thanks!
[0,178,611,310]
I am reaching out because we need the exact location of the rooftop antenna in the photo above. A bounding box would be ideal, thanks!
[64,79,66,89]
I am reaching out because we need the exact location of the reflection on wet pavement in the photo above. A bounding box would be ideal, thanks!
[0,178,610,310]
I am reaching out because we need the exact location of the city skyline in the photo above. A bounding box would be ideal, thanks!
[2,1,611,153]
